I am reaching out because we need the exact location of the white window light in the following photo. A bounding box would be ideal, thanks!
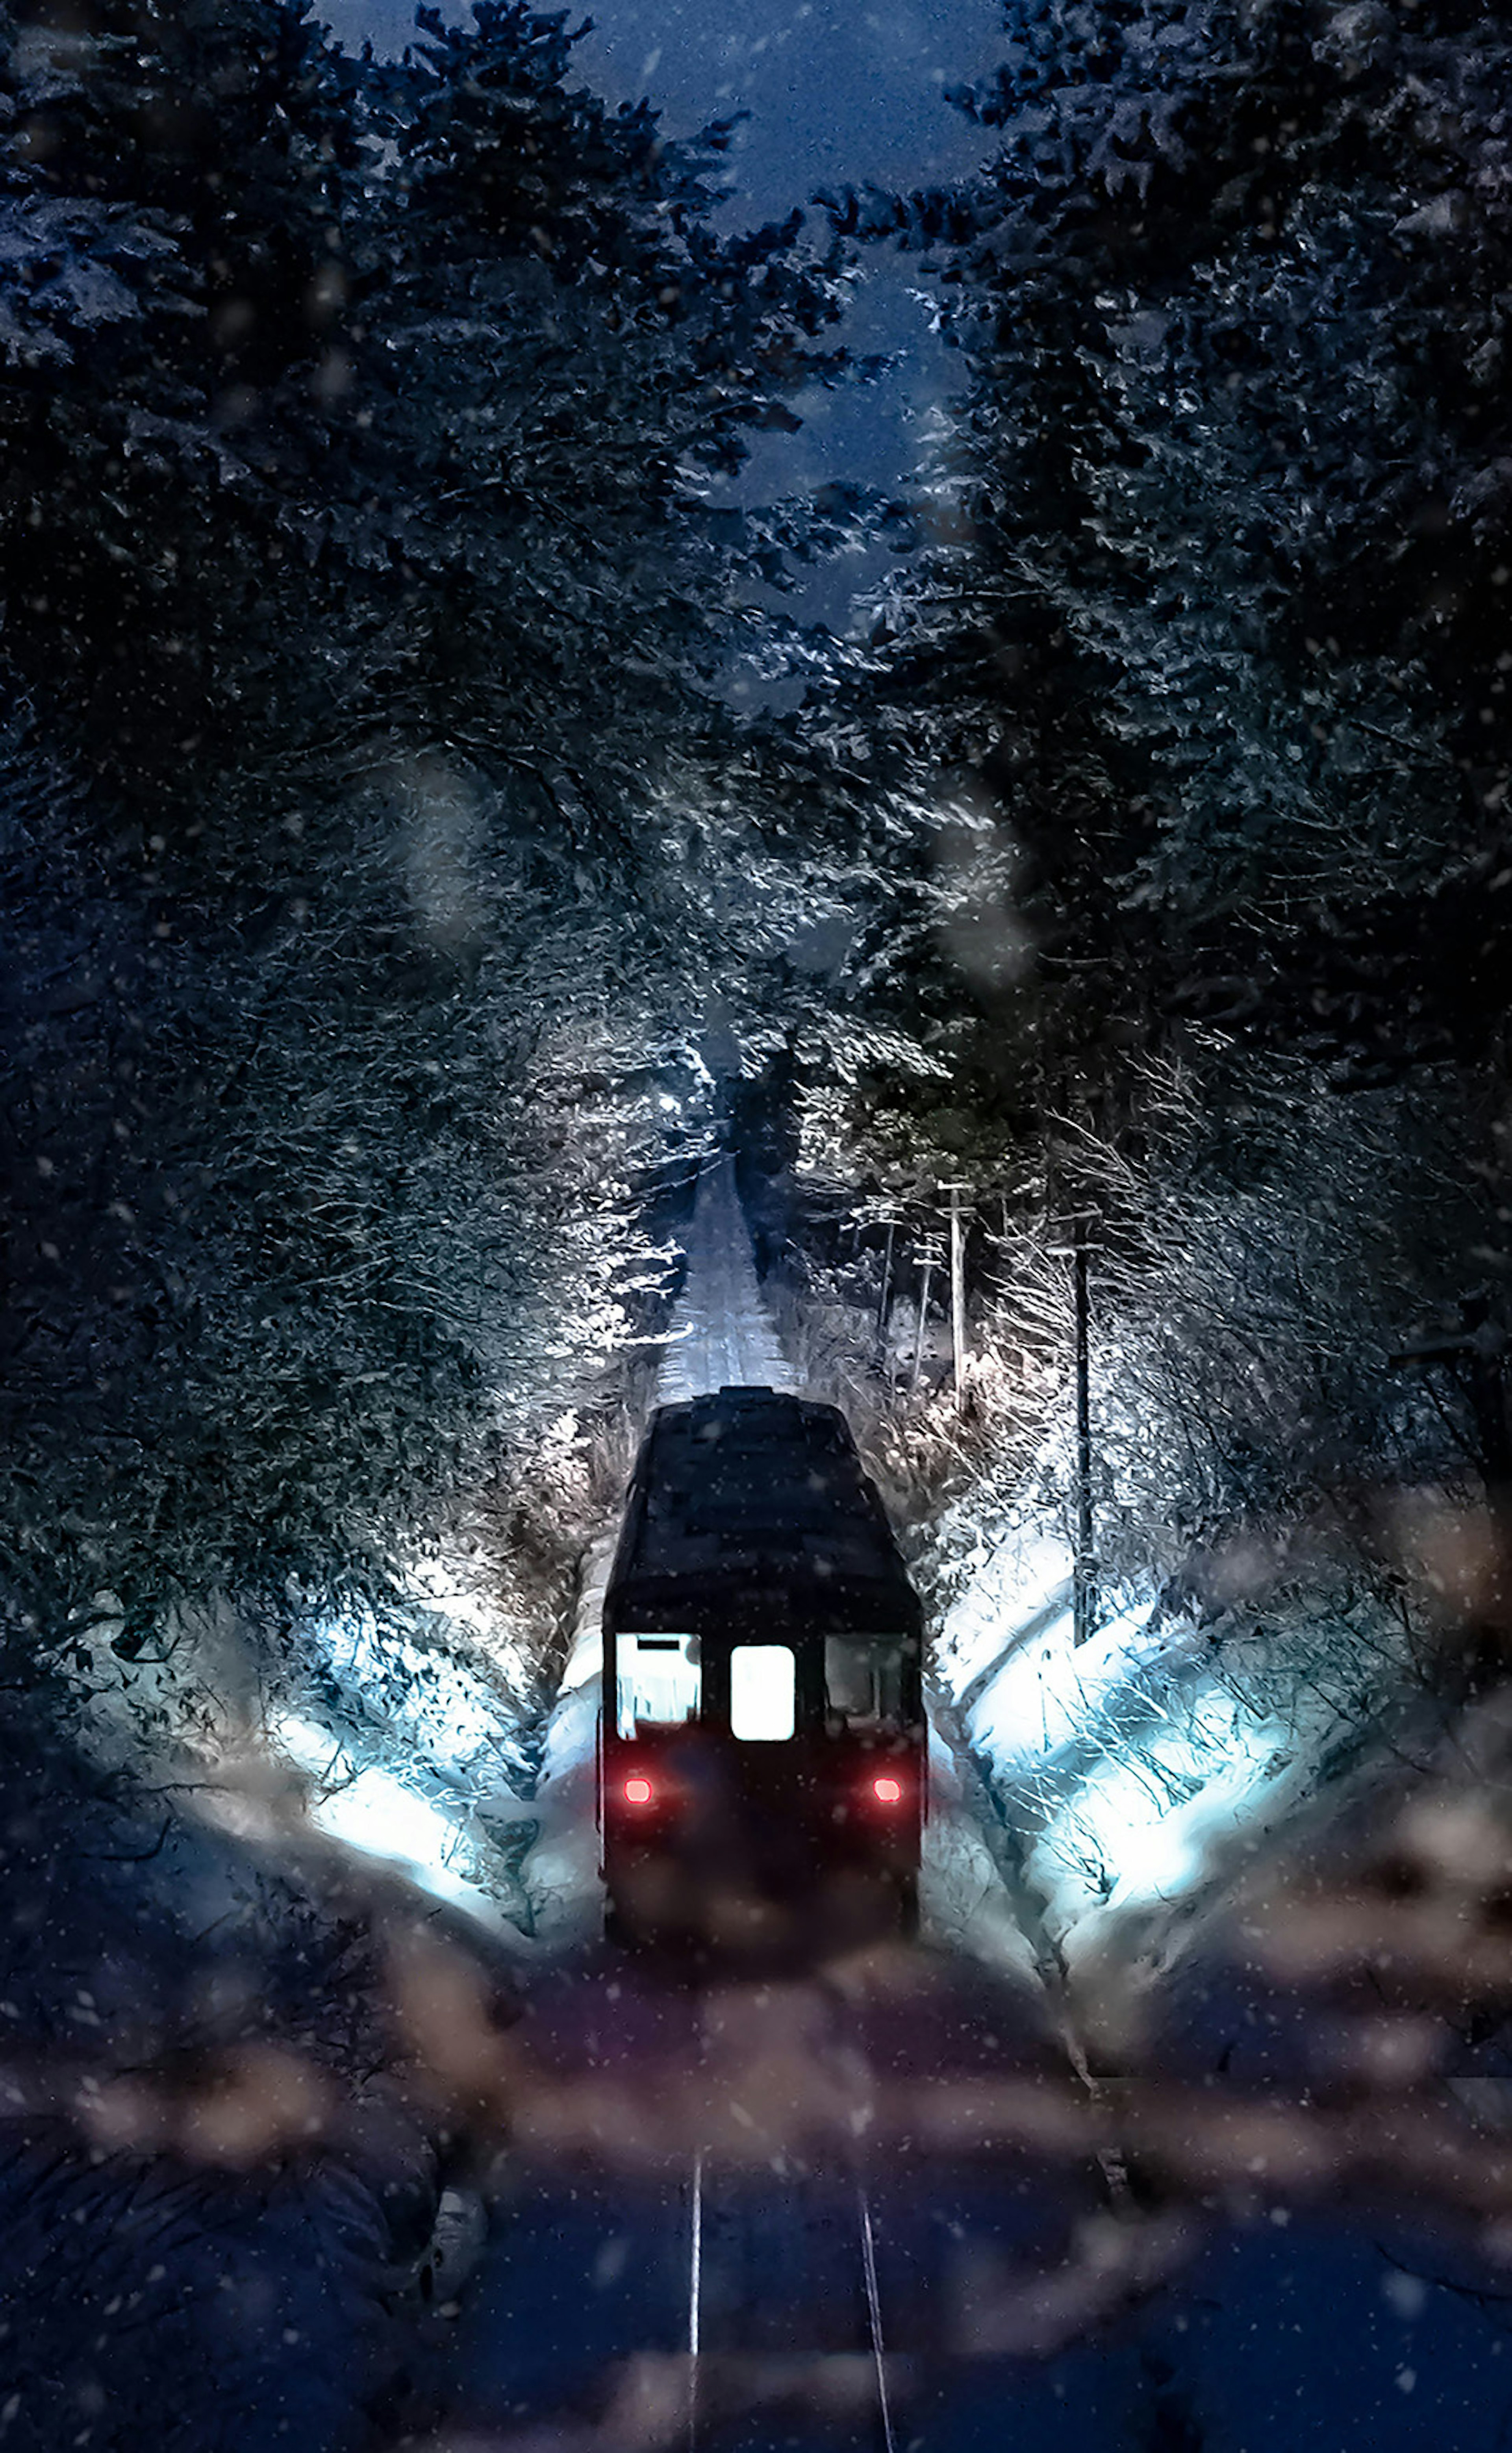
[730,1644,796,1742]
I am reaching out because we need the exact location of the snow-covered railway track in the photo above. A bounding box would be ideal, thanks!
[657,1151,793,1404]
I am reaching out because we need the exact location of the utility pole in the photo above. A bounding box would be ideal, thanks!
[909,1236,941,1397]
[876,1212,896,1348]
[943,1180,970,1413]
[1072,1209,1096,1647]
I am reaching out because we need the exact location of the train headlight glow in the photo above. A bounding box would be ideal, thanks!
[872,1775,904,1805]
[623,1775,655,1806]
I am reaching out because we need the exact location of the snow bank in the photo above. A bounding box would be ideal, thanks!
[927,1475,1406,1976]
[517,1538,615,1949]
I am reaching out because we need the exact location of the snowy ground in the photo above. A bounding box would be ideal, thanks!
[268,1581,546,1943]
[243,1150,1358,1994]
[516,1537,615,1949]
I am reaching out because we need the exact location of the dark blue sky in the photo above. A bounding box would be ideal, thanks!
[317,0,999,224]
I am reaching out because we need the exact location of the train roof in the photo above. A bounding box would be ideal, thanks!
[605,1387,921,1631]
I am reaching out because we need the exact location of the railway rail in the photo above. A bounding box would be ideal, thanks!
[683,2156,899,2453]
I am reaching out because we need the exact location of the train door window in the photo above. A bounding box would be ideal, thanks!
[730,1644,795,1742]
[825,1637,905,1729]
[617,1634,700,1737]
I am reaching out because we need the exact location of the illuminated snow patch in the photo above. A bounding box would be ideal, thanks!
[404,1563,506,1645]
[939,1528,1073,1693]
[965,1592,1162,1764]
[947,1568,1300,1936]
[934,1450,1410,1956]
[1035,1717,1290,1913]
[275,1715,502,1921]
[299,1601,526,1787]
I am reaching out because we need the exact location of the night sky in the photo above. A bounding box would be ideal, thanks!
[319,0,1001,222]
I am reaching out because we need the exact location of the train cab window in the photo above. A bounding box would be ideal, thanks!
[617,1633,700,1737]
[825,1636,906,1729]
[730,1644,796,1742]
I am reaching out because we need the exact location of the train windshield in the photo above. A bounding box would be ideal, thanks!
[617,1633,700,1736]
[824,1635,910,1731]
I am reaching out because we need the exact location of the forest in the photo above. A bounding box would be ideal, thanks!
[2,0,1512,2445]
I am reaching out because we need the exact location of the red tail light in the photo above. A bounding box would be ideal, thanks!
[623,1775,654,1806]
[872,1775,903,1805]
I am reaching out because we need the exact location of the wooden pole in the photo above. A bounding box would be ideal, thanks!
[909,1249,935,1396]
[947,1181,969,1413]
[1072,1210,1095,1646]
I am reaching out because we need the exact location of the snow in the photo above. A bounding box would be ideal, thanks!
[918,1714,1041,1983]
[938,1524,1075,1699]
[215,1559,558,1944]
[1031,1708,1289,1914]
[300,1601,526,1786]
[926,1455,1393,1972]
[517,1540,615,1949]
[273,1713,522,1932]
[965,1593,1163,1765]
[224,1155,1355,1993]
[258,1514,612,1951]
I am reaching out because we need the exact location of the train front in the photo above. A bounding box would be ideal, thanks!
[598,1389,926,1956]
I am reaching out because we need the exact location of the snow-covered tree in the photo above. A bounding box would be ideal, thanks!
[757,0,1512,1561]
[0,0,865,1653]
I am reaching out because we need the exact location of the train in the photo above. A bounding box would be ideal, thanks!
[598,1385,926,1953]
